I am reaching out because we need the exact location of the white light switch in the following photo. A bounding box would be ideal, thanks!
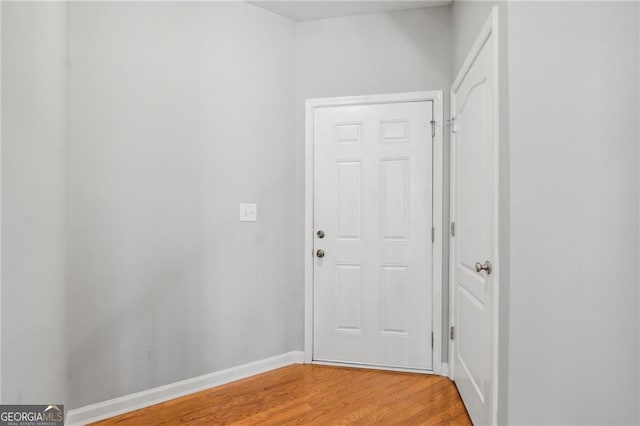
[239,203,257,222]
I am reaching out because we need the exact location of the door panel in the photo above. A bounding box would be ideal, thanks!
[313,101,433,370]
[336,161,361,239]
[335,264,361,332]
[381,159,409,239]
[451,26,497,425]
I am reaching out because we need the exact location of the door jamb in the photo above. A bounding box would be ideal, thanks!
[449,6,500,424]
[304,90,445,375]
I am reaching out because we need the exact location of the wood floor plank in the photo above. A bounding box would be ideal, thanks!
[93,365,472,425]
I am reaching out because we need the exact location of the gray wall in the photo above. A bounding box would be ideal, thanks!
[507,2,639,423]
[295,5,453,361]
[1,2,69,404]
[66,2,297,409]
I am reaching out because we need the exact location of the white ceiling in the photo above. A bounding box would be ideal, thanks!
[248,1,451,22]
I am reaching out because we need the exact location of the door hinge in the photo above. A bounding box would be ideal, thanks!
[451,222,455,237]
[450,326,455,340]
[431,332,434,348]
[430,120,436,138]
[431,227,435,243]
[450,116,457,133]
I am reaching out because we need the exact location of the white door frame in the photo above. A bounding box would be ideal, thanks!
[304,90,445,375]
[449,7,501,423]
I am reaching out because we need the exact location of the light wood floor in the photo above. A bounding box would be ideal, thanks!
[93,364,472,425]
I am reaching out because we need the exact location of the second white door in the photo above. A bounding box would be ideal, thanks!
[450,9,499,424]
[313,100,434,370]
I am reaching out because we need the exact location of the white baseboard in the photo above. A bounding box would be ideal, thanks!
[311,360,434,375]
[66,351,305,426]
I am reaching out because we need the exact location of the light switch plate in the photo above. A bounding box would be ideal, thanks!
[239,203,257,222]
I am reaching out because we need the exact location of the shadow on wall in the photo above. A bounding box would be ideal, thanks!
[68,233,210,408]
[388,7,453,86]
[64,1,299,410]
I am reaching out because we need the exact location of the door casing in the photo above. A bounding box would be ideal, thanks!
[449,7,501,424]
[304,91,445,375]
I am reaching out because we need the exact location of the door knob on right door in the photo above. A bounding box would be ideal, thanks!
[475,260,492,275]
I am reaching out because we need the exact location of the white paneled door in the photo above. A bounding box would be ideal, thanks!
[313,100,433,370]
[450,10,499,425]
